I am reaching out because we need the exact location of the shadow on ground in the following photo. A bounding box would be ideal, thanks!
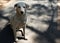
[26,5,59,43]
[26,21,59,43]
[0,24,15,43]
[0,10,10,21]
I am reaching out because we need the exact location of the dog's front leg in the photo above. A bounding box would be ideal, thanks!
[22,24,26,39]
[12,26,17,43]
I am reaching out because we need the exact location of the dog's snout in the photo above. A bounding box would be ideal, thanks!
[20,7,25,14]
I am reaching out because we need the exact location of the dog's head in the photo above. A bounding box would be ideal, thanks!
[14,2,29,14]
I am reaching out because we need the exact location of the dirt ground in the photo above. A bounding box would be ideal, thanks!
[0,0,60,43]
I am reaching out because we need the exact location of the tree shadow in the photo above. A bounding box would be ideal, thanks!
[26,4,59,43]
[43,5,59,43]
[26,21,58,43]
[27,4,48,16]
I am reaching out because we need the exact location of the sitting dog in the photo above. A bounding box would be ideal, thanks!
[10,2,28,43]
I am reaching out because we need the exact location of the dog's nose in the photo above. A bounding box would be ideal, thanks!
[21,11,23,14]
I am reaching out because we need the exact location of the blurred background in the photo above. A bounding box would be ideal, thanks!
[0,0,59,43]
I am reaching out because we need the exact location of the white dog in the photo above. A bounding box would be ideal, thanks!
[10,2,28,43]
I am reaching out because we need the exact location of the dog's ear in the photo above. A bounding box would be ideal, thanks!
[14,4,18,10]
[14,4,17,7]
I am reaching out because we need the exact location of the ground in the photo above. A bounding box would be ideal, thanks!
[0,0,60,43]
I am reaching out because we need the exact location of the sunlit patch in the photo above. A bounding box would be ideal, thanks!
[55,39,60,43]
[57,3,60,6]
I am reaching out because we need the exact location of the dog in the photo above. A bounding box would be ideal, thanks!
[10,2,29,43]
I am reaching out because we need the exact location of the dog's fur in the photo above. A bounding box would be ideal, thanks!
[10,2,27,42]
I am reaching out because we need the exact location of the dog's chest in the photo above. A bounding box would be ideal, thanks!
[13,14,25,23]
